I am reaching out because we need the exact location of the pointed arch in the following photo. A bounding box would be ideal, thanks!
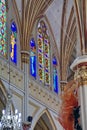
[0,80,16,119]
[29,17,60,94]
[33,109,56,130]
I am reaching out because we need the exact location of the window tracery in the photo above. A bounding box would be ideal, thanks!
[30,20,59,93]
[0,0,7,57]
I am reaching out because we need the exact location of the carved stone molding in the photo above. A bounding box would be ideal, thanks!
[21,51,29,64]
[70,55,87,86]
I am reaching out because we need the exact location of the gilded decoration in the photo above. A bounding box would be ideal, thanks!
[21,52,29,63]
[74,66,87,86]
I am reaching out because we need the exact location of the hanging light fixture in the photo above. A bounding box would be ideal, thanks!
[0,46,22,130]
[0,94,21,130]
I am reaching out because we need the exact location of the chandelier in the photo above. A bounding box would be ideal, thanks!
[0,93,22,130]
[0,47,22,129]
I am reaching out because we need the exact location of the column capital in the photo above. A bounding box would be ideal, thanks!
[70,55,87,86]
[60,81,67,91]
[21,51,29,64]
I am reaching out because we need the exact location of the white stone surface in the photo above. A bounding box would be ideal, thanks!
[70,55,87,70]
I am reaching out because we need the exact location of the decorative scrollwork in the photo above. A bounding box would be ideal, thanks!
[74,66,87,86]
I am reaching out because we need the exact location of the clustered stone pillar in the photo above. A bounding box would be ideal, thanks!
[21,51,29,121]
[71,55,87,130]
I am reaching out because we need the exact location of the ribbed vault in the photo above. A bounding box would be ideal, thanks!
[60,0,80,83]
[12,0,53,51]
[11,0,85,86]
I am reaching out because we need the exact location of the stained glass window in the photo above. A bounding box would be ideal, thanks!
[37,20,50,86]
[10,21,17,64]
[0,0,7,57]
[53,56,58,93]
[30,38,36,78]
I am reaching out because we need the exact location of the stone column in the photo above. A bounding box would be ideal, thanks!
[70,55,87,130]
[21,51,29,121]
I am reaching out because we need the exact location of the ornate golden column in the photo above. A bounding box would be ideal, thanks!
[71,55,87,130]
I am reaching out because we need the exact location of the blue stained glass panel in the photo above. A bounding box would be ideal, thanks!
[52,57,57,65]
[30,56,36,78]
[30,38,36,47]
[30,38,36,78]
[53,73,58,93]
[10,44,17,64]
[11,22,17,32]
[53,57,58,93]
[14,44,17,63]
[10,22,17,64]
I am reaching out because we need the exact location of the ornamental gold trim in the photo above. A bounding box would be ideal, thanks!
[74,66,87,86]
[21,52,29,63]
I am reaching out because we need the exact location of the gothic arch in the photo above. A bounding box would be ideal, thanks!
[29,16,60,93]
[32,15,60,63]
[0,79,17,120]
[32,109,56,130]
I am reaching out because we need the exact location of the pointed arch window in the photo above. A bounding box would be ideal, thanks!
[10,21,17,64]
[52,56,58,93]
[37,20,50,86]
[29,20,59,94]
[30,38,36,78]
[0,0,7,57]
